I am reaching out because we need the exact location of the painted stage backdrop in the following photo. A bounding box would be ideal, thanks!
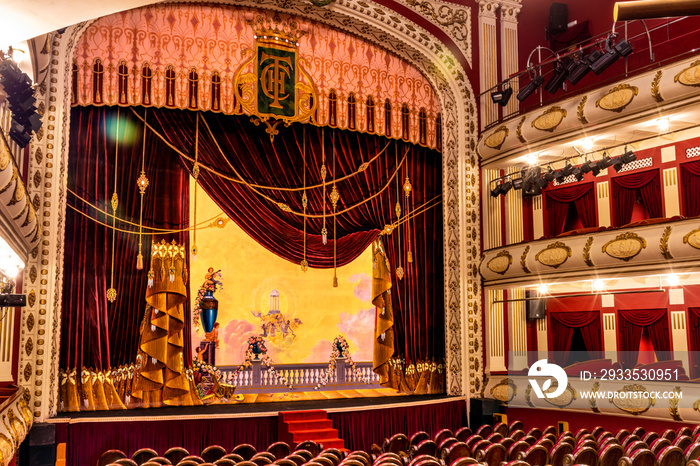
[189,179,375,369]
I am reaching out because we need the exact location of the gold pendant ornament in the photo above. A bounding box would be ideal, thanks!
[106,287,117,302]
[396,266,405,280]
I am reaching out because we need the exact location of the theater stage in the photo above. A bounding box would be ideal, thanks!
[48,394,468,465]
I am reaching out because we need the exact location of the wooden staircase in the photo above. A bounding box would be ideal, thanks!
[279,410,345,450]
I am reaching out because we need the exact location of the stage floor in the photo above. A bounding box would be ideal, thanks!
[51,390,455,421]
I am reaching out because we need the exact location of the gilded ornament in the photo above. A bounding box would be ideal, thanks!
[682,227,700,249]
[23,363,31,382]
[674,60,700,87]
[577,96,588,124]
[660,226,673,259]
[396,265,404,280]
[26,313,34,331]
[669,386,682,421]
[516,116,526,143]
[403,176,412,196]
[300,259,308,272]
[29,266,37,284]
[542,382,576,408]
[583,237,594,267]
[602,232,647,261]
[483,126,509,150]
[27,290,35,308]
[33,171,41,189]
[110,192,118,212]
[589,381,601,413]
[520,246,531,273]
[609,384,655,415]
[395,202,401,219]
[480,374,489,398]
[25,338,32,356]
[0,142,10,172]
[358,162,369,171]
[490,378,516,402]
[486,250,512,275]
[106,287,117,302]
[651,70,664,102]
[524,384,535,407]
[595,84,639,113]
[136,171,149,194]
[330,185,340,209]
[531,106,567,132]
[535,241,572,268]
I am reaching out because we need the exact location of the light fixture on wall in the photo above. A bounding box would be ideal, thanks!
[666,273,680,287]
[544,59,568,95]
[592,279,606,292]
[491,85,513,107]
[657,117,670,132]
[517,74,544,102]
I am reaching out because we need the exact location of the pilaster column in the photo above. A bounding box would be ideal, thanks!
[478,0,500,130]
[499,1,521,116]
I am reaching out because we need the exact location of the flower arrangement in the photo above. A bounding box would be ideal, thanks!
[231,336,293,389]
[192,357,222,380]
[193,268,223,331]
[314,335,370,389]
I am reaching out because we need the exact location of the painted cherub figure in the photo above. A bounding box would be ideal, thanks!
[204,267,223,289]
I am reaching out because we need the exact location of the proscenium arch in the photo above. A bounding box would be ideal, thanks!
[24,0,480,420]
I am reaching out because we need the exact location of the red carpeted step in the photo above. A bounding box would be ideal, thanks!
[280,410,328,422]
[319,439,345,450]
[291,428,339,442]
[285,419,334,431]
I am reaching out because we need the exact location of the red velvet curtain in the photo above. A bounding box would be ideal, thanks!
[611,170,663,227]
[549,311,602,366]
[681,161,700,217]
[544,183,595,237]
[149,108,445,367]
[61,106,191,371]
[617,309,671,368]
[688,308,700,379]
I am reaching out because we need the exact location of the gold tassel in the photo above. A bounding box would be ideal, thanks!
[107,108,120,302]
[192,114,200,262]
[136,108,149,271]
[137,253,143,270]
[404,173,413,264]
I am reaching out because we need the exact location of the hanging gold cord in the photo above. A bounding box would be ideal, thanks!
[331,130,339,288]
[301,126,308,272]
[405,145,413,264]
[321,127,327,244]
[395,141,404,280]
[131,107,391,192]
[107,110,120,302]
[192,113,200,261]
[136,108,150,270]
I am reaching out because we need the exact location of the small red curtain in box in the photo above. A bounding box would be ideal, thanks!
[617,309,671,369]
[611,169,663,227]
[544,182,596,237]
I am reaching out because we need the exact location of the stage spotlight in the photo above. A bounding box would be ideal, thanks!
[490,184,504,197]
[544,61,568,95]
[582,160,600,176]
[544,167,557,182]
[566,56,593,86]
[554,170,566,183]
[598,154,614,170]
[614,39,633,57]
[611,156,623,172]
[572,166,585,181]
[491,86,513,107]
[501,180,513,195]
[516,74,544,102]
[512,177,524,190]
[621,150,637,164]
[590,48,619,75]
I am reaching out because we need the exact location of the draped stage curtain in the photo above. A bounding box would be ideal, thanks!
[617,309,671,368]
[549,311,602,366]
[688,308,700,379]
[611,170,663,227]
[544,183,595,237]
[681,161,700,217]
[149,108,445,394]
[61,106,190,410]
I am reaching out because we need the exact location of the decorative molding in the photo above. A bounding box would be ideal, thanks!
[674,60,700,87]
[595,84,639,113]
[483,126,509,150]
[602,232,647,261]
[520,245,530,273]
[531,106,566,132]
[669,386,682,421]
[616,156,653,173]
[583,237,594,267]
[486,250,512,275]
[683,227,700,249]
[399,0,472,67]
[651,70,663,102]
[490,378,516,402]
[687,146,700,159]
[589,381,601,413]
[660,226,673,259]
[535,241,572,268]
[609,384,655,415]
[577,96,588,124]
[542,382,576,409]
[524,384,534,407]
[516,116,526,143]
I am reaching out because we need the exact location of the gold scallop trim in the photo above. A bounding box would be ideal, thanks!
[682,227,700,249]
[531,106,567,132]
[595,84,639,113]
[487,250,513,275]
[660,226,673,259]
[609,384,655,415]
[516,116,526,143]
[602,232,647,261]
[484,126,509,150]
[674,60,700,87]
[490,378,517,403]
[577,96,588,124]
[520,245,531,273]
[651,70,663,102]
[535,241,572,268]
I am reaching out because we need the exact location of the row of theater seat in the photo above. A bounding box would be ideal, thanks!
[99,421,700,466]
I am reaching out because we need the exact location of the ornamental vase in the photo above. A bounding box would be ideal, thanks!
[201,289,218,333]
[336,341,345,357]
[252,342,262,360]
